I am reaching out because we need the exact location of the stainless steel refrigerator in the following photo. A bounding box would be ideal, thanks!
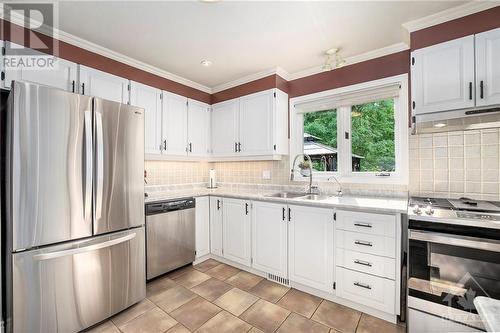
[2,81,146,333]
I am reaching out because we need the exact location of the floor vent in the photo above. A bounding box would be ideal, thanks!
[267,273,289,286]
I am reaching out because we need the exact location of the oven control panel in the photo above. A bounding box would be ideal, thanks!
[456,211,500,221]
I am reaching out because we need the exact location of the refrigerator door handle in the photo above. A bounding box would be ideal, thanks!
[84,110,93,221]
[33,233,136,261]
[95,111,104,220]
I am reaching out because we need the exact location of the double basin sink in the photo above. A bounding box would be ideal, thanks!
[265,192,333,201]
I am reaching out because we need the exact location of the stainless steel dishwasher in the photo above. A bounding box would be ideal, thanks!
[145,198,196,280]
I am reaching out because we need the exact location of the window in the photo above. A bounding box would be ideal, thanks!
[290,74,408,184]
[303,109,338,172]
[351,99,395,172]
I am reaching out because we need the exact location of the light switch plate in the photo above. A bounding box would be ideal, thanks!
[262,170,271,180]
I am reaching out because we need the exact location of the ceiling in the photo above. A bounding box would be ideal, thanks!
[57,1,466,88]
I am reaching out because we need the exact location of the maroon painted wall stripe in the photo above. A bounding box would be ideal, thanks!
[211,75,278,104]
[288,50,410,98]
[0,19,212,104]
[410,6,500,51]
[2,6,498,106]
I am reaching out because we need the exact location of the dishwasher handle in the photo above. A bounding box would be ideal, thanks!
[146,198,195,215]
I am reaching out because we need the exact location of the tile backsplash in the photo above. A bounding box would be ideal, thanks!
[146,156,407,197]
[144,160,211,186]
[409,129,500,200]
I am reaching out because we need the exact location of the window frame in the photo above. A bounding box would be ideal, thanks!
[289,74,409,185]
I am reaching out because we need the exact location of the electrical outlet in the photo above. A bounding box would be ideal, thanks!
[262,170,271,180]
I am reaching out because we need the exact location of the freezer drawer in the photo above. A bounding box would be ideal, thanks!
[10,227,146,333]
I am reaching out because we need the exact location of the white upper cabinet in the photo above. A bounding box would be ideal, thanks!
[162,91,188,156]
[475,27,500,107]
[187,99,210,157]
[211,99,239,156]
[288,205,334,293]
[130,81,162,155]
[211,88,288,159]
[3,41,77,92]
[210,197,223,257]
[239,90,274,155]
[79,65,129,104]
[251,201,288,278]
[411,35,475,115]
[222,198,252,266]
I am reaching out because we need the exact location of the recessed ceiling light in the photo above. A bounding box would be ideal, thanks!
[200,60,212,67]
[433,123,447,128]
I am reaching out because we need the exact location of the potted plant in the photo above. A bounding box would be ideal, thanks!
[298,160,311,177]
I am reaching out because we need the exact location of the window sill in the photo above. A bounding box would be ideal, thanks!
[291,173,408,185]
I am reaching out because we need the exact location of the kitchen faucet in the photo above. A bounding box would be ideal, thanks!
[290,153,314,194]
[328,175,343,197]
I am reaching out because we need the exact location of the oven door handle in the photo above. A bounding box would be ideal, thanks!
[409,230,500,252]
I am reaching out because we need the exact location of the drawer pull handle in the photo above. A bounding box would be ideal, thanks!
[355,240,373,247]
[354,282,372,290]
[354,222,372,228]
[354,259,372,267]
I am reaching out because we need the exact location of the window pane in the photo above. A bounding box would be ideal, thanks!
[303,109,338,172]
[351,99,395,172]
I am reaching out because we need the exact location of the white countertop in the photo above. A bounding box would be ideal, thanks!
[474,296,500,332]
[145,188,408,214]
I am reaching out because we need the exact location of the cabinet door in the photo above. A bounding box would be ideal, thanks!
[411,35,475,115]
[239,90,274,155]
[162,91,188,156]
[79,65,129,104]
[209,197,223,256]
[476,28,500,107]
[222,198,251,266]
[252,201,287,277]
[289,205,334,293]
[3,41,77,92]
[211,99,239,156]
[187,99,210,157]
[195,196,210,258]
[130,81,162,155]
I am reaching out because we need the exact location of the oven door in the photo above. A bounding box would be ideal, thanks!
[408,225,500,331]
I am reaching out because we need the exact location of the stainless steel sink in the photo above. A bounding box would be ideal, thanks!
[298,194,330,201]
[265,192,306,198]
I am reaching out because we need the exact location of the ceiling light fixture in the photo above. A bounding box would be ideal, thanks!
[322,48,345,72]
[433,123,447,128]
[200,60,212,67]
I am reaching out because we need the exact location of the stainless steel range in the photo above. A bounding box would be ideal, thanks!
[407,196,500,333]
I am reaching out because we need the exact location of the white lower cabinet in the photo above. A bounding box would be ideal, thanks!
[204,198,400,323]
[222,198,252,266]
[336,248,396,279]
[209,197,223,256]
[288,205,334,293]
[336,267,396,314]
[251,201,288,278]
[195,197,210,258]
[335,209,398,316]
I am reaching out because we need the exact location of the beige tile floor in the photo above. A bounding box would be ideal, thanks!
[84,259,406,333]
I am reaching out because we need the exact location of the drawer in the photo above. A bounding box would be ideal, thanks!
[336,210,396,237]
[336,248,396,280]
[336,230,396,258]
[336,267,395,315]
